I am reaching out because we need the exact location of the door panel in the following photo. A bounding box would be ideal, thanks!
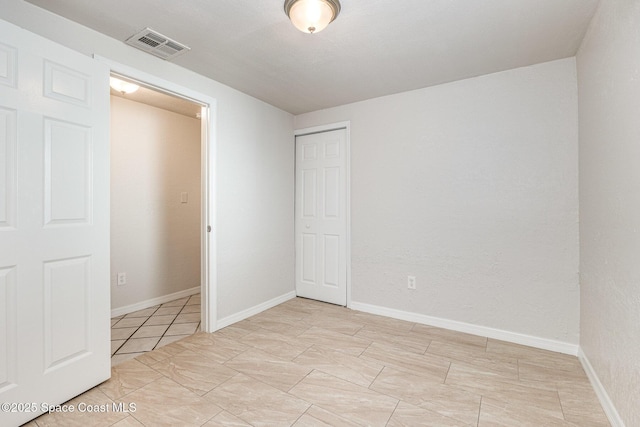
[295,129,347,305]
[323,167,340,218]
[0,19,110,426]
[0,42,18,87]
[302,169,317,217]
[43,60,93,107]
[0,265,17,392]
[302,234,316,283]
[323,234,340,287]
[44,119,93,225]
[43,256,92,372]
[0,107,17,229]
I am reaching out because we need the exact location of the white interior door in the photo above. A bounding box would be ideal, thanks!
[0,20,110,426]
[295,128,347,306]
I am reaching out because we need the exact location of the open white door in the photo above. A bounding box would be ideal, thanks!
[295,128,348,306]
[0,20,110,426]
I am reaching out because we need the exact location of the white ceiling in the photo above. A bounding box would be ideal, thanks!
[25,0,599,115]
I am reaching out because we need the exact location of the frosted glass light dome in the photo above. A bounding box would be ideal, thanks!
[109,77,139,94]
[285,0,341,34]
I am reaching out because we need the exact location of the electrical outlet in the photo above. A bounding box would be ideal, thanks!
[117,272,127,286]
[407,275,416,290]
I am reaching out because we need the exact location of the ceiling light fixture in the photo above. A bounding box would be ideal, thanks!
[109,77,140,94]
[284,0,341,34]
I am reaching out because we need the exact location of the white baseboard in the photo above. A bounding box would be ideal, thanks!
[578,347,625,427]
[111,286,201,318]
[350,301,579,356]
[216,291,297,330]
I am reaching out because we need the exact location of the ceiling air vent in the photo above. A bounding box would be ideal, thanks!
[125,28,190,61]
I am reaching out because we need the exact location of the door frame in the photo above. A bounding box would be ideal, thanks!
[294,121,352,307]
[95,56,218,332]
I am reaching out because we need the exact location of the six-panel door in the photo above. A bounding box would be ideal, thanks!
[0,19,111,426]
[295,129,347,306]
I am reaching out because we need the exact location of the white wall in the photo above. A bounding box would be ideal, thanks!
[295,58,580,344]
[0,1,295,320]
[110,95,201,309]
[577,0,640,424]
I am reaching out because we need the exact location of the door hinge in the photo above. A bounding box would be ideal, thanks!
[207,225,212,232]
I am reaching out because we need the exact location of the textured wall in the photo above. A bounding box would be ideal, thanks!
[215,92,295,319]
[295,58,580,343]
[577,0,640,424]
[110,96,201,309]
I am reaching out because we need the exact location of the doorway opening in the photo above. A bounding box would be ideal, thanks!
[96,60,217,365]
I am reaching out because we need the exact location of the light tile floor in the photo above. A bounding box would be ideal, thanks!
[29,297,610,426]
[110,293,201,366]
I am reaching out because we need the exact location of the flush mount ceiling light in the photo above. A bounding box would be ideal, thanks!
[284,0,341,34]
[109,77,140,94]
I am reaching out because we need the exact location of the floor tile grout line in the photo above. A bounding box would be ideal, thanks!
[153,297,191,350]
[151,299,189,351]
[112,311,158,356]
[111,294,201,359]
[557,388,568,421]
[367,364,386,391]
[443,360,452,384]
[150,299,189,352]
[385,400,401,427]
[113,325,160,356]
[294,404,315,425]
[115,309,160,353]
[111,338,129,356]
[144,296,200,349]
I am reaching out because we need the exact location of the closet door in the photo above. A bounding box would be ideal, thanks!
[295,128,347,306]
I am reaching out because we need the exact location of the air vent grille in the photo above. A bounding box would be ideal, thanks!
[125,28,190,61]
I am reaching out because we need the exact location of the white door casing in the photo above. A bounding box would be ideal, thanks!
[295,127,348,306]
[96,57,218,333]
[0,20,110,426]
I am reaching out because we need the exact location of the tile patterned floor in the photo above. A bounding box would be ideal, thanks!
[28,297,610,427]
[111,293,201,366]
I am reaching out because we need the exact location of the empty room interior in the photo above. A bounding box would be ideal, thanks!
[0,0,638,426]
